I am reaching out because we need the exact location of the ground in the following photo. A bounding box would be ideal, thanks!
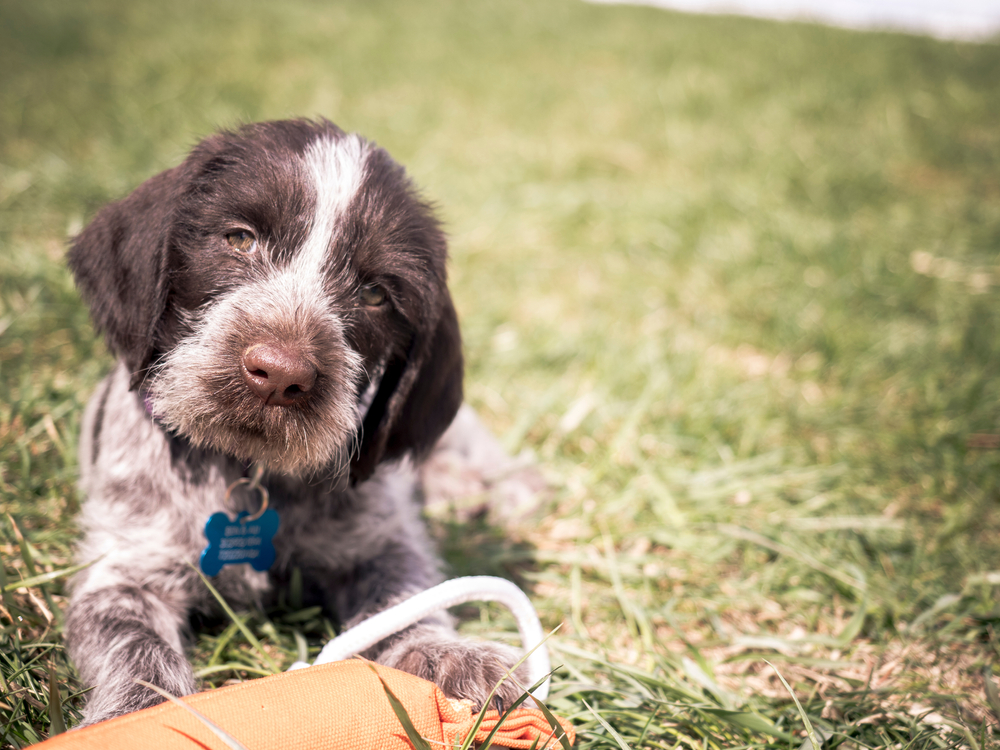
[2,1,1000,747]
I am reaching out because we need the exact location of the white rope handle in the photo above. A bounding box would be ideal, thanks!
[288,576,551,700]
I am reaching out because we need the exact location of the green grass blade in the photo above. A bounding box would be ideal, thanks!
[702,708,793,742]
[6,513,60,622]
[193,664,275,679]
[474,672,551,750]
[984,667,1000,722]
[279,605,323,624]
[503,670,572,750]
[2,558,99,593]
[363,661,433,750]
[46,663,66,736]
[582,699,631,750]
[293,630,308,664]
[190,563,280,674]
[0,556,15,614]
[634,706,660,747]
[206,622,241,668]
[766,660,821,750]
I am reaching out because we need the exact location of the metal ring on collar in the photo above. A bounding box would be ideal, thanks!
[223,464,270,523]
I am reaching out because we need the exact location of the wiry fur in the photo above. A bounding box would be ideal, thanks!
[147,265,365,476]
[65,119,526,727]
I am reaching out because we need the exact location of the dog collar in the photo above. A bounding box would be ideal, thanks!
[140,390,160,421]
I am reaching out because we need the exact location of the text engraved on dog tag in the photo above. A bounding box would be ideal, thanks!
[200,509,279,576]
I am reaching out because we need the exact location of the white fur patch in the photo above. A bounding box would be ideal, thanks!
[296,133,370,277]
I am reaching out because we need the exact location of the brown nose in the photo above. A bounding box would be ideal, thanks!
[241,344,317,406]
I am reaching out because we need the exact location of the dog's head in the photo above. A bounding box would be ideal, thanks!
[69,119,463,481]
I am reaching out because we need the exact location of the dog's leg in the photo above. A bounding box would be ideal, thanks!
[421,404,548,524]
[66,580,196,726]
[67,366,219,726]
[327,528,530,712]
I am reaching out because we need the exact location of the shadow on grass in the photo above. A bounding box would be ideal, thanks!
[433,513,539,593]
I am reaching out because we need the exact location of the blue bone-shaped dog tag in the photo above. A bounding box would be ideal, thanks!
[200,509,279,576]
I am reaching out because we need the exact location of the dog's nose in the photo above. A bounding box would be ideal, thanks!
[241,344,317,406]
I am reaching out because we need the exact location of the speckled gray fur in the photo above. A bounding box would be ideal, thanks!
[65,120,526,726]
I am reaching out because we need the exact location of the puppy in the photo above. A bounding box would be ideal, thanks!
[65,119,525,726]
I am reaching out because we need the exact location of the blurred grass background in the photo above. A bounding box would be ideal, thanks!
[2,0,1000,747]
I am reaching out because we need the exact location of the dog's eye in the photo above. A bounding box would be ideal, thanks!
[358,283,387,307]
[225,230,257,253]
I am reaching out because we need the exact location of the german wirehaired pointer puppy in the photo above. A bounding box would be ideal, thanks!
[66,119,525,726]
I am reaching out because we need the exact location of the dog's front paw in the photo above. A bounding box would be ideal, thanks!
[73,651,197,728]
[378,628,529,712]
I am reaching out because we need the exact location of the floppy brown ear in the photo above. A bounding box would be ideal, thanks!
[67,167,181,387]
[351,295,464,482]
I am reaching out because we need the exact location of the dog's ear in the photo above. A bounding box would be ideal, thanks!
[351,294,463,482]
[68,167,181,388]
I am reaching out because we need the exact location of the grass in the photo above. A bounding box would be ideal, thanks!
[2,0,1000,746]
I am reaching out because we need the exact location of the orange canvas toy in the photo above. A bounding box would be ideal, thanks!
[33,659,575,749]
